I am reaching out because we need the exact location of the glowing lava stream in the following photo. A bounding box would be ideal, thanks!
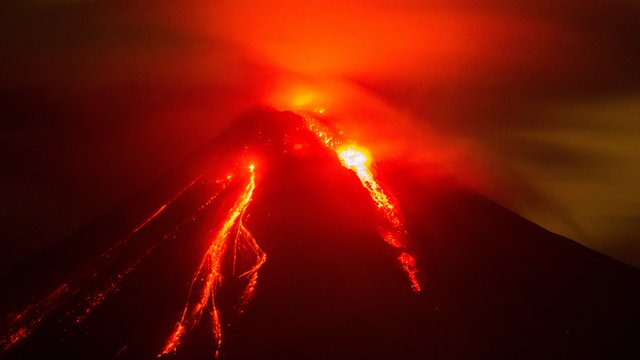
[160,164,265,358]
[2,109,421,358]
[301,111,422,292]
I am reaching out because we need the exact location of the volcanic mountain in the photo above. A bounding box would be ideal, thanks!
[1,108,638,359]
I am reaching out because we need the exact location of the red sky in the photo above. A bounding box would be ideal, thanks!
[1,0,639,270]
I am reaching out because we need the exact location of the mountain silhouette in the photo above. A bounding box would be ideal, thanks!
[1,108,638,359]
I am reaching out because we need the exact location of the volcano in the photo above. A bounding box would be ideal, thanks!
[1,108,638,360]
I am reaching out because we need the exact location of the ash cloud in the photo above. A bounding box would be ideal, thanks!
[1,0,639,270]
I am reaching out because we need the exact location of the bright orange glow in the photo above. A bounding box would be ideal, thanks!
[268,83,331,111]
[161,322,184,357]
[337,145,372,171]
[337,145,404,242]
[2,111,423,356]
[303,112,421,292]
[194,0,561,83]
[159,164,265,358]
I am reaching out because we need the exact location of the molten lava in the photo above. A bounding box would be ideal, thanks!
[337,145,421,291]
[303,111,422,292]
[1,109,421,358]
[160,164,264,358]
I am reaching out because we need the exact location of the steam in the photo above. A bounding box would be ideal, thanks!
[200,0,640,265]
[2,0,639,267]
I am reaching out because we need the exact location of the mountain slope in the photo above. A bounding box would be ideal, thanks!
[1,109,638,359]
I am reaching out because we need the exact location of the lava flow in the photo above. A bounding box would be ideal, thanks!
[159,164,265,358]
[301,111,422,292]
[159,112,421,357]
[1,108,422,359]
[0,177,204,353]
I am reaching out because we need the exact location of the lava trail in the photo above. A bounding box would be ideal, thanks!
[160,164,265,358]
[301,110,422,292]
[1,109,422,359]
[0,177,204,353]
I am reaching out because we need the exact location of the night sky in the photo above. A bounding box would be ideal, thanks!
[2,0,640,275]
